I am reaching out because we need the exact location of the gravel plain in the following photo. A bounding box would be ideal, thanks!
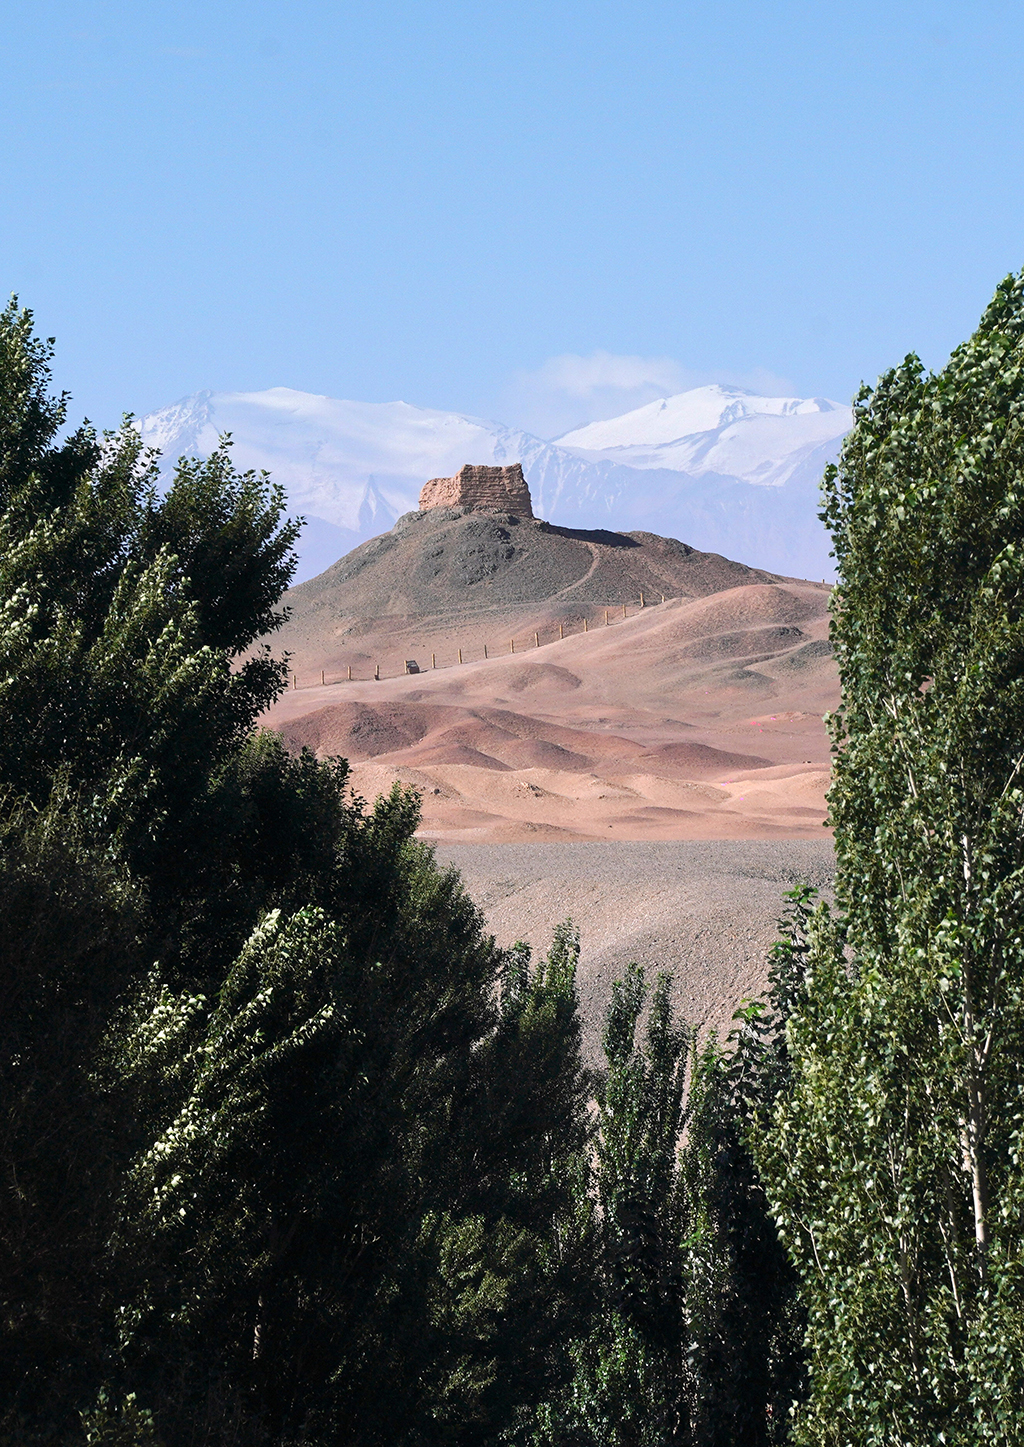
[436,839,835,1058]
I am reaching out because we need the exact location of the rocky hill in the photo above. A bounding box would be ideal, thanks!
[259,480,838,1050]
[274,505,783,676]
[261,487,838,849]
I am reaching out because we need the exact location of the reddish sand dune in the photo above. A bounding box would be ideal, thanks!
[266,579,838,842]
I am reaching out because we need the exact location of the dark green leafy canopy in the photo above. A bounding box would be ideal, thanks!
[0,302,596,1447]
[682,889,812,1447]
[0,298,300,857]
[517,964,693,1447]
[0,297,303,1433]
[0,300,99,516]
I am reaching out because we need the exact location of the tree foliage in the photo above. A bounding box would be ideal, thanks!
[0,300,593,1445]
[683,891,810,1447]
[521,949,807,1447]
[755,271,1024,1444]
[517,966,691,1447]
[0,295,299,1433]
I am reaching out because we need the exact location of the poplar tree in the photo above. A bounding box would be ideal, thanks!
[682,891,810,1447]
[522,965,692,1447]
[756,272,1024,1443]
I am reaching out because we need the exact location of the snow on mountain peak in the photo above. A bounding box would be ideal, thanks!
[555,384,851,482]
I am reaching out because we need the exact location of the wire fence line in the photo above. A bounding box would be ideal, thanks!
[289,593,669,689]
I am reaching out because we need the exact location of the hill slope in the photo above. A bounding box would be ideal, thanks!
[268,582,836,842]
[277,506,781,672]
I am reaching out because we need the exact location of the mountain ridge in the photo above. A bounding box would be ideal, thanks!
[139,383,850,582]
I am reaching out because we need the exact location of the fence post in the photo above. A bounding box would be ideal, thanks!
[622,602,627,618]
[584,616,588,632]
[374,663,380,681]
[347,665,352,681]
[510,638,514,653]
[458,648,463,664]
[292,673,297,689]
[605,609,609,625]
[483,643,488,659]
[431,652,436,669]
[640,591,645,608]
[321,669,325,685]
[661,593,665,604]
[535,631,539,648]
[559,622,564,639]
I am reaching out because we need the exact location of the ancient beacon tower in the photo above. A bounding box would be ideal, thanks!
[418,462,534,518]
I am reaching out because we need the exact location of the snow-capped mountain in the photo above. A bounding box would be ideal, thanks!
[556,385,850,488]
[139,384,851,583]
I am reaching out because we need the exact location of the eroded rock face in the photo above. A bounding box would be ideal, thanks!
[419,463,534,518]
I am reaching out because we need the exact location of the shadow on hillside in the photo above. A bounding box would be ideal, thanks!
[540,523,640,548]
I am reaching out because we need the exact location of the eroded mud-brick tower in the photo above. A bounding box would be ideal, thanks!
[418,463,534,518]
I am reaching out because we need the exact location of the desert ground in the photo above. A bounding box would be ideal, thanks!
[436,839,834,1058]
[262,509,840,1035]
[267,580,838,844]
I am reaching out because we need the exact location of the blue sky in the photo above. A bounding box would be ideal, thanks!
[3,0,1023,437]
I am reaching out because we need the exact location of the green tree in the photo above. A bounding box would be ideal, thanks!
[519,918,812,1447]
[524,965,692,1447]
[681,891,810,1447]
[0,301,592,1445]
[756,271,1024,1443]
[0,297,298,1432]
[108,853,592,1445]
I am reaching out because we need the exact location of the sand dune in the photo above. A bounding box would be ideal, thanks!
[260,515,840,1041]
[267,579,838,841]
